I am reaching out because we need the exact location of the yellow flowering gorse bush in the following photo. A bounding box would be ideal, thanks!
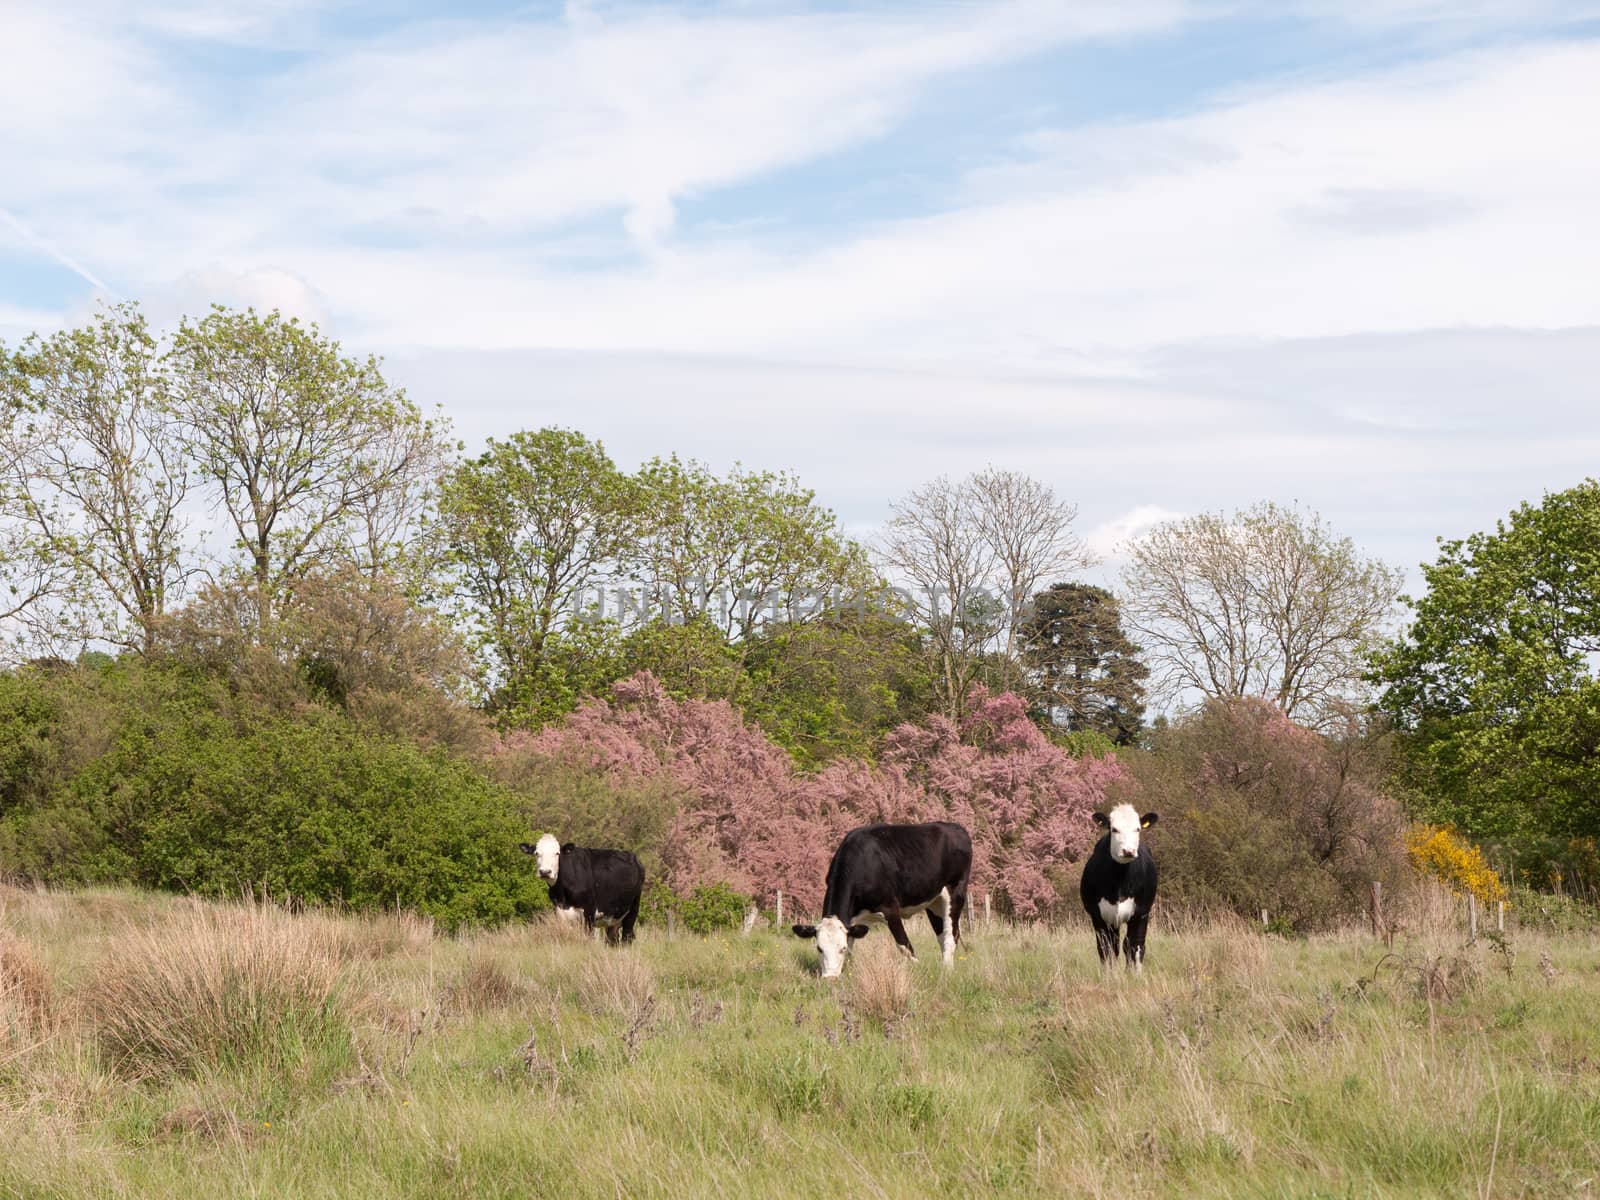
[1406,824,1507,906]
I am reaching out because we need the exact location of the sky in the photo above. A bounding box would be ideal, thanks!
[4,0,1600,587]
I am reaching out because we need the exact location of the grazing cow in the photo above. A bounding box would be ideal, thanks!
[519,834,644,945]
[1079,804,1159,970]
[791,821,972,979]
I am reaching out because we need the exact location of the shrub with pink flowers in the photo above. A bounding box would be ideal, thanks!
[492,673,1126,918]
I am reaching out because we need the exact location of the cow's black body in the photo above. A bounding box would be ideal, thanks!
[803,821,973,957]
[1079,828,1158,968]
[520,842,645,945]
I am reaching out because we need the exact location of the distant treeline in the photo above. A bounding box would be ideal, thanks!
[2,302,1597,916]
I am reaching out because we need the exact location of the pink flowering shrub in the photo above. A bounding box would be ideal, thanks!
[494,673,1127,918]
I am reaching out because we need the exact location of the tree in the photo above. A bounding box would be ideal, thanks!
[741,604,934,767]
[880,470,1086,720]
[433,428,634,719]
[1021,582,1147,744]
[1121,502,1401,724]
[629,455,872,645]
[167,307,451,629]
[0,303,194,654]
[969,467,1090,694]
[1371,481,1600,850]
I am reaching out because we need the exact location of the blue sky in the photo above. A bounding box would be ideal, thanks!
[4,0,1600,583]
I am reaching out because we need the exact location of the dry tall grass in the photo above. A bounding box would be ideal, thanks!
[83,902,356,1080]
[577,951,655,1020]
[0,886,1595,1200]
[0,929,55,1049]
[845,937,913,1023]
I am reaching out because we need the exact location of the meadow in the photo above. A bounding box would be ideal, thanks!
[2,885,1597,1199]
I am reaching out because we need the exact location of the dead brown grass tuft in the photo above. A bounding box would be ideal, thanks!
[153,1102,251,1145]
[577,952,654,1021]
[846,938,913,1024]
[442,959,529,1016]
[300,907,436,963]
[83,902,356,1080]
[1,929,56,1047]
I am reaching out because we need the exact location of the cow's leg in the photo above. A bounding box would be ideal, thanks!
[619,900,640,945]
[1124,910,1151,973]
[604,921,621,947]
[948,880,969,947]
[883,908,918,961]
[1089,911,1118,966]
[583,908,598,941]
[926,888,955,966]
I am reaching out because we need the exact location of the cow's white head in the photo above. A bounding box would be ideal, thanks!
[791,915,868,979]
[1094,804,1158,864]
[518,834,562,882]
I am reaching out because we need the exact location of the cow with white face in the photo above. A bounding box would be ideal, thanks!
[792,821,972,979]
[518,834,645,945]
[1079,804,1159,970]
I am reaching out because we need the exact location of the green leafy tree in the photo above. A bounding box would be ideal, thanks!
[433,428,634,721]
[0,303,194,654]
[629,456,872,646]
[618,614,745,704]
[1372,480,1600,848]
[1020,582,1147,744]
[741,606,934,766]
[167,307,451,629]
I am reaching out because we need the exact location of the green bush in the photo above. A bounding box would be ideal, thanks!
[638,878,676,927]
[1509,885,1600,934]
[0,660,545,930]
[674,881,751,935]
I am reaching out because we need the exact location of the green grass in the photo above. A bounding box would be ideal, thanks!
[2,885,1598,1198]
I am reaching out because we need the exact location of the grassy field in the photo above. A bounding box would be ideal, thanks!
[2,885,1598,1199]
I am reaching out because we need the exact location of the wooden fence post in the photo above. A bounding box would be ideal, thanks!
[1468,893,1478,939]
[1261,908,1269,930]
[666,910,675,942]
[1497,900,1505,933]
[984,892,992,927]
[1369,881,1384,942]
[776,890,783,928]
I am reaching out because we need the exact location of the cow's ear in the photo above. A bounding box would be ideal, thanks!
[518,843,536,855]
[561,842,575,852]
[1140,812,1159,829]
[1091,812,1110,829]
[791,924,817,939]
[847,925,870,940]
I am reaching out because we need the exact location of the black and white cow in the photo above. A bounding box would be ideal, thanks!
[791,821,972,979]
[1079,803,1159,970]
[519,834,645,945]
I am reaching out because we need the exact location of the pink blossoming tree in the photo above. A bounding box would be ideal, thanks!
[498,673,1127,918]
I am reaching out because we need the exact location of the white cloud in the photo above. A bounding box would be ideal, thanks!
[1,0,1197,303]
[5,1,1600,596]
[1086,505,1188,562]
[141,266,328,327]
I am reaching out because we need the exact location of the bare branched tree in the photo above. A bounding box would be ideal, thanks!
[969,467,1092,694]
[880,469,1087,718]
[1120,502,1402,724]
